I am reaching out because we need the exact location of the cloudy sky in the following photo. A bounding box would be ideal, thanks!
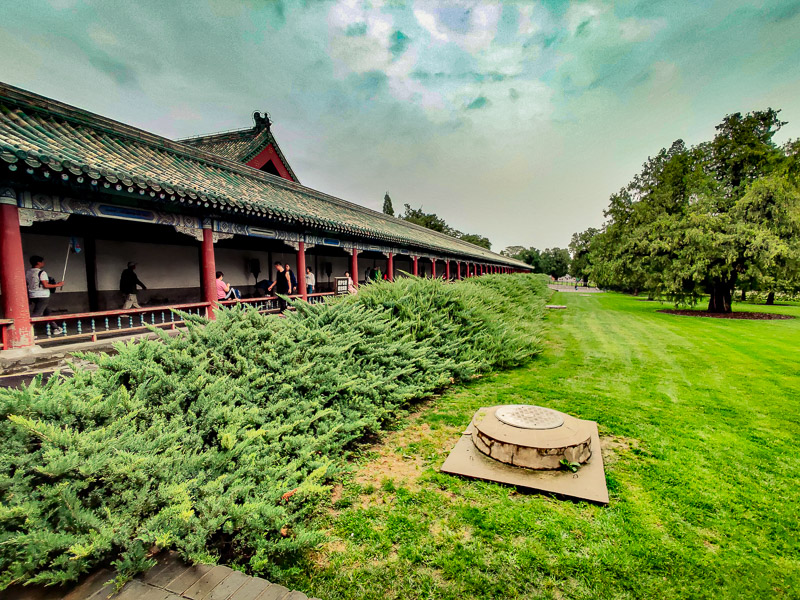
[2,1,799,251]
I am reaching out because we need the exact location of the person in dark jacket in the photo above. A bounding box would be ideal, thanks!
[267,261,291,311]
[120,261,146,309]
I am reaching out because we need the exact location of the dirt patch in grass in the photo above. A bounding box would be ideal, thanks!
[310,537,347,568]
[658,309,794,320]
[600,434,640,465]
[354,426,430,493]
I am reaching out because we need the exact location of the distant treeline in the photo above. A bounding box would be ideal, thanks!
[500,246,571,279]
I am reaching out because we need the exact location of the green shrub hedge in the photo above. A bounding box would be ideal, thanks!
[0,274,548,589]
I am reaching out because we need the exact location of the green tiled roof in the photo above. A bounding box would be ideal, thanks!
[183,130,260,162]
[0,82,530,268]
[179,116,299,182]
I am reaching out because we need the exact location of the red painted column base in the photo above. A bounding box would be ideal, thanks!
[0,200,34,348]
[201,227,217,320]
[297,241,307,301]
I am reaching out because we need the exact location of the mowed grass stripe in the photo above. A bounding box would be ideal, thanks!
[289,291,799,600]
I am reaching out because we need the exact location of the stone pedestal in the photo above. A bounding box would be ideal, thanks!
[471,405,593,470]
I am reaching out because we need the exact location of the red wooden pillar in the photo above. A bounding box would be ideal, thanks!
[413,255,418,276]
[387,252,394,282]
[431,259,437,279]
[0,196,34,348]
[456,261,461,280]
[297,241,307,301]
[351,249,359,288]
[445,260,450,280]
[201,225,217,320]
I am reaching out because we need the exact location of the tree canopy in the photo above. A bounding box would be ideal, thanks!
[587,109,800,312]
[501,246,569,278]
[400,204,492,249]
[568,227,599,283]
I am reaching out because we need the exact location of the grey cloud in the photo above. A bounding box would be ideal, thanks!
[466,96,489,110]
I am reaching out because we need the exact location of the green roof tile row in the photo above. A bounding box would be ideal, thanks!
[0,82,529,267]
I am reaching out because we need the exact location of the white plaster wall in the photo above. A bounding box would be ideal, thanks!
[95,240,199,290]
[21,233,88,292]
[215,247,272,287]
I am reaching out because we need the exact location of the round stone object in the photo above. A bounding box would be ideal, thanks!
[496,404,564,430]
[471,405,592,470]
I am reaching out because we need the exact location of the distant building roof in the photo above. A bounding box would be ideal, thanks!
[0,82,529,268]
[179,111,299,182]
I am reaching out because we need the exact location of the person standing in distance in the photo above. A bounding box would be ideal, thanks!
[120,261,147,309]
[305,266,315,295]
[267,261,291,311]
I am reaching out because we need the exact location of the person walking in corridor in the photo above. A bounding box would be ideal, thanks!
[120,262,147,309]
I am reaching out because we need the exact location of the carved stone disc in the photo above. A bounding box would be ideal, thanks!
[495,404,564,430]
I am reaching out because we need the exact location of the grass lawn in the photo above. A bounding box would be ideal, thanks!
[284,291,800,599]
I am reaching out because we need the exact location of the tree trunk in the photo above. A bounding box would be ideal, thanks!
[707,283,733,313]
[766,291,775,305]
[740,289,746,302]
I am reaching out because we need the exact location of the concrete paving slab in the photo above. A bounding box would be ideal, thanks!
[254,583,290,600]
[441,420,609,504]
[228,577,272,600]
[141,552,189,587]
[3,585,65,600]
[115,580,176,600]
[62,569,115,600]
[183,566,234,599]
[165,564,213,595]
[204,570,249,600]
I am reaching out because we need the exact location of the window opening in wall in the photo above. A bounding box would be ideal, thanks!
[260,160,281,177]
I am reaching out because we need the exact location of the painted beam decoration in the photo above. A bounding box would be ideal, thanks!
[17,191,201,232]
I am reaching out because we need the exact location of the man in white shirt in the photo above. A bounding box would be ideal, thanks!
[26,255,64,334]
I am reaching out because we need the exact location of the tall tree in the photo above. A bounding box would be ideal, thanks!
[400,204,492,249]
[587,109,800,312]
[459,233,491,250]
[540,247,570,279]
[501,246,526,257]
[401,204,452,233]
[382,192,395,216]
[502,246,543,271]
[568,227,599,284]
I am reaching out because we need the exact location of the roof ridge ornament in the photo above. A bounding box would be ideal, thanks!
[253,111,271,132]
